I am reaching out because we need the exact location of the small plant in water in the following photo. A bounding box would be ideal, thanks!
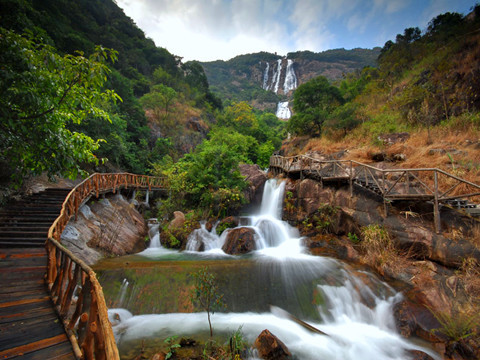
[164,336,181,360]
[191,267,226,337]
[229,325,248,359]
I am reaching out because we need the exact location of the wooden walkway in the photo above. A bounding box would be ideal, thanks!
[0,188,76,359]
[270,154,480,232]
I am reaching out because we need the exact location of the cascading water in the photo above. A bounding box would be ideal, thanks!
[276,101,291,119]
[115,278,129,307]
[262,61,270,90]
[283,59,297,93]
[98,179,439,360]
[147,221,161,248]
[272,59,282,94]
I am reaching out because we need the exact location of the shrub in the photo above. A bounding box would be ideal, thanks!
[360,224,396,267]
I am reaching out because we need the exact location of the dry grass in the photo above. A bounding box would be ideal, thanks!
[460,257,480,301]
[358,224,411,275]
[288,119,480,203]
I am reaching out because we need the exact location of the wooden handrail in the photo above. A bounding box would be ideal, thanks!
[270,155,480,233]
[46,173,166,360]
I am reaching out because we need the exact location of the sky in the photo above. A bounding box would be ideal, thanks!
[116,0,476,62]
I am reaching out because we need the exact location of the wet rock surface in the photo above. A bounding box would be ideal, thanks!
[284,177,480,360]
[222,227,257,255]
[239,163,267,205]
[254,329,292,360]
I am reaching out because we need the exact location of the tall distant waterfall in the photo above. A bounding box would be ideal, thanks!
[263,58,298,119]
[262,61,270,90]
[283,59,297,93]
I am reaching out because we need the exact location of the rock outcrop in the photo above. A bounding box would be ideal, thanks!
[61,193,147,265]
[222,227,257,255]
[239,164,267,205]
[283,177,480,359]
[254,329,292,360]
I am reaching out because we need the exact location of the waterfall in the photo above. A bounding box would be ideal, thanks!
[283,59,297,93]
[147,222,161,248]
[115,278,129,308]
[276,101,291,119]
[259,179,285,219]
[262,61,270,90]
[272,59,282,94]
[104,179,439,360]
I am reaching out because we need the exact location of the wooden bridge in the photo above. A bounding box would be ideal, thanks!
[0,173,165,359]
[269,154,480,233]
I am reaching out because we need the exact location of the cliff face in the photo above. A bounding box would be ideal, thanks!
[201,48,380,116]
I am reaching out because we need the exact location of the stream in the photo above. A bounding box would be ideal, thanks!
[95,179,439,360]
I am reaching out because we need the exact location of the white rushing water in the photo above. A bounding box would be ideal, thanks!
[108,179,439,360]
[283,59,297,93]
[272,59,282,94]
[276,101,291,119]
[262,61,270,90]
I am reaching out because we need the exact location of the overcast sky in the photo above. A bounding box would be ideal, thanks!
[116,0,475,62]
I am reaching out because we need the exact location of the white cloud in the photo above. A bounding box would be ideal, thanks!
[115,0,474,61]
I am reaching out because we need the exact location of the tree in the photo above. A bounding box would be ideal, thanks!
[0,28,120,183]
[191,267,225,337]
[287,76,344,136]
[140,84,177,119]
[325,102,360,136]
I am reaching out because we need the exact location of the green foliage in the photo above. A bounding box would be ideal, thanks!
[347,232,360,244]
[153,138,247,217]
[164,336,181,360]
[324,102,361,136]
[357,113,408,140]
[302,204,338,234]
[360,224,396,267]
[288,76,344,136]
[215,220,236,236]
[229,326,248,359]
[284,191,296,214]
[430,309,479,343]
[257,141,275,169]
[0,28,120,184]
[160,211,200,249]
[191,267,225,338]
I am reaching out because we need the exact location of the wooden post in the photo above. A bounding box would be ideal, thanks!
[406,171,410,194]
[434,170,441,234]
[349,161,353,198]
[382,172,388,217]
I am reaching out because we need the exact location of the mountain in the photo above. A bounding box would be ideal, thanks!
[200,48,380,116]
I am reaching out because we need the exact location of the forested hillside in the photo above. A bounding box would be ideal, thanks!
[201,48,380,112]
[285,6,480,187]
[0,0,287,216]
[0,0,225,181]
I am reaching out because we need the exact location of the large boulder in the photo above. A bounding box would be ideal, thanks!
[61,194,148,265]
[169,211,185,230]
[222,227,257,255]
[239,164,267,204]
[254,329,292,360]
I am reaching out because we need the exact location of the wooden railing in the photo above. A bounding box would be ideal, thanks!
[46,173,166,359]
[270,155,480,233]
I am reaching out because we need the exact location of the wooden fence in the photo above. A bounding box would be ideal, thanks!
[270,155,480,233]
[46,173,166,359]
